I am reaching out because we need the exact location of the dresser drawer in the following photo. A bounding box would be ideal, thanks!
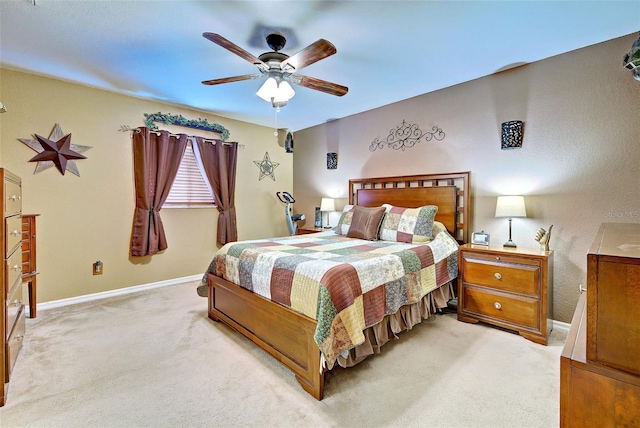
[6,282,23,340]
[5,308,25,382]
[462,255,540,297]
[5,216,22,258]
[461,285,539,330]
[3,179,21,217]
[5,248,22,294]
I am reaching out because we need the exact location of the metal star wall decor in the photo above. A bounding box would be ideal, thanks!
[253,151,279,181]
[19,123,92,176]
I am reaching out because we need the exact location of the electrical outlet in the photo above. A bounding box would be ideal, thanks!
[93,260,103,275]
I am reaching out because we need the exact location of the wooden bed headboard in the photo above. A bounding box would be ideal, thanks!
[349,172,470,244]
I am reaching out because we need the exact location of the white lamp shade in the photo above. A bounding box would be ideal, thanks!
[256,77,295,103]
[320,197,336,212]
[495,196,527,218]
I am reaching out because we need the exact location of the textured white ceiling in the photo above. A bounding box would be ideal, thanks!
[1,0,638,131]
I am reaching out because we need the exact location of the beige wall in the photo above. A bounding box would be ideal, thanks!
[0,69,293,303]
[293,33,640,323]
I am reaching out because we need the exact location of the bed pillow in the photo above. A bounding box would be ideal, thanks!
[379,205,438,243]
[332,205,354,235]
[346,206,387,240]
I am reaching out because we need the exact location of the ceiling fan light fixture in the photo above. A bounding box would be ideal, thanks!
[256,77,295,105]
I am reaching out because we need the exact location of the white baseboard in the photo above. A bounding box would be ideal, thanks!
[553,319,571,334]
[28,279,577,336]
[27,274,202,315]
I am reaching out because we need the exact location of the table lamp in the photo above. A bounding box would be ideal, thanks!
[320,198,335,228]
[495,195,527,248]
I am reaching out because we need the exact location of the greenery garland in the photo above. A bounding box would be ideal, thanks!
[144,112,230,141]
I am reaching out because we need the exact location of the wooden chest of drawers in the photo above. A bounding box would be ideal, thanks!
[22,214,39,318]
[1,169,23,407]
[560,294,640,427]
[457,244,554,345]
[586,222,640,375]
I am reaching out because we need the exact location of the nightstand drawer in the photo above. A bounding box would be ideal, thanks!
[463,257,539,296]
[462,286,539,329]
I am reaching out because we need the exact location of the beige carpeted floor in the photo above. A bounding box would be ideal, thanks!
[0,281,566,428]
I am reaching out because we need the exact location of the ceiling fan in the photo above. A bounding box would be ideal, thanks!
[201,32,348,107]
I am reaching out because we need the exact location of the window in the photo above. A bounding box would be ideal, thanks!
[163,141,215,208]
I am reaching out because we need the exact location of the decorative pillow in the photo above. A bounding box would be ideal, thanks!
[332,205,354,235]
[346,206,387,241]
[379,205,438,243]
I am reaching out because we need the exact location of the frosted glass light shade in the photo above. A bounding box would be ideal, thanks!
[495,196,527,218]
[320,197,336,212]
[256,77,295,103]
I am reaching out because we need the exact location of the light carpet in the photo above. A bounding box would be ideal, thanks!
[0,281,566,428]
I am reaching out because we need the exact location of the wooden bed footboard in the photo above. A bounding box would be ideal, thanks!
[206,172,470,400]
[208,273,325,400]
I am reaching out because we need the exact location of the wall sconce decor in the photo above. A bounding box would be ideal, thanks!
[369,120,445,152]
[327,152,338,169]
[495,195,527,247]
[285,131,294,153]
[623,32,640,81]
[501,120,524,150]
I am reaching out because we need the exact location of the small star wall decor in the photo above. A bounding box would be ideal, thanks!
[19,123,92,176]
[253,151,279,181]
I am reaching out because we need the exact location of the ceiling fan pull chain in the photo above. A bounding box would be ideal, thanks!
[274,107,279,137]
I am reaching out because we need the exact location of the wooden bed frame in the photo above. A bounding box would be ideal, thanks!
[208,172,470,400]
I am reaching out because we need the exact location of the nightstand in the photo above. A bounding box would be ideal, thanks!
[296,227,327,235]
[457,244,554,345]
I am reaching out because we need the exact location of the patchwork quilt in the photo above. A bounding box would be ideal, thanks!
[203,223,459,369]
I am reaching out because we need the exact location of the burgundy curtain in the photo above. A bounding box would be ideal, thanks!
[194,138,238,246]
[130,128,188,256]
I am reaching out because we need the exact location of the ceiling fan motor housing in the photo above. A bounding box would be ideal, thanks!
[266,33,286,52]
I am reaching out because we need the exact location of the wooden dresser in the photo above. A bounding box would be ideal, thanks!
[457,244,554,345]
[560,222,640,427]
[22,214,39,318]
[1,169,24,407]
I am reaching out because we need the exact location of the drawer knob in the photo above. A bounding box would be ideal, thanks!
[11,229,20,236]
[12,299,22,307]
[494,302,502,310]
[579,284,587,294]
[13,264,21,271]
[494,272,502,280]
[9,195,20,201]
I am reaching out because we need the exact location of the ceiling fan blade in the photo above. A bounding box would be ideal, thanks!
[201,74,261,86]
[203,32,266,68]
[294,75,348,97]
[280,39,337,71]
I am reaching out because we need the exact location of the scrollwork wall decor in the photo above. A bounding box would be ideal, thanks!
[369,120,445,152]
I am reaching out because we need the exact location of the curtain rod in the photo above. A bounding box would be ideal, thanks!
[118,125,244,148]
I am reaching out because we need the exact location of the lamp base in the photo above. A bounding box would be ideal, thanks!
[503,240,517,248]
